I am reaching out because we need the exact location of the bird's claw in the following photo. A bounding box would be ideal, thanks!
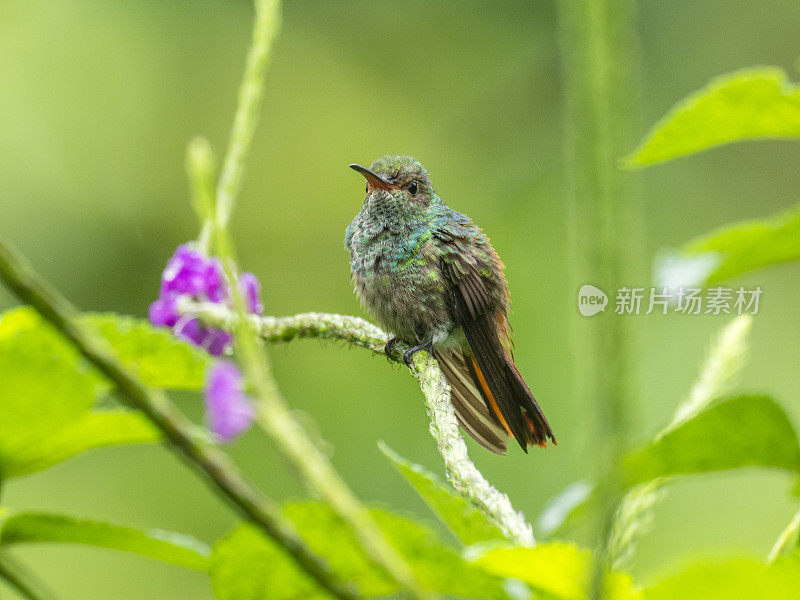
[402,340,433,367]
[385,337,401,360]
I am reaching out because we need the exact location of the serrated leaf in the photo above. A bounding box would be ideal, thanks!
[210,502,508,600]
[654,204,800,287]
[82,312,212,390]
[0,511,210,570]
[379,442,506,546]
[644,555,800,600]
[473,543,640,600]
[2,410,161,478]
[624,67,800,168]
[623,395,800,486]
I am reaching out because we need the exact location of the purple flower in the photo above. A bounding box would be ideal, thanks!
[205,360,254,442]
[240,272,263,314]
[149,244,264,356]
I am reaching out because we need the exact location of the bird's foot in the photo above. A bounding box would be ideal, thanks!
[384,337,402,360]
[403,339,433,367]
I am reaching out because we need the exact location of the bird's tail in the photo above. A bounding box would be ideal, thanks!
[435,349,509,454]
[438,314,555,452]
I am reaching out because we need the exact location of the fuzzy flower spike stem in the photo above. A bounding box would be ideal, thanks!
[177,302,536,546]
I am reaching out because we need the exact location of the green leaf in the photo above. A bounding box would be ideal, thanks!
[644,555,800,600]
[624,67,800,168]
[211,525,327,600]
[623,395,800,486]
[82,313,212,390]
[210,502,508,600]
[0,511,210,571]
[379,442,506,546]
[2,410,161,478]
[0,308,212,395]
[0,307,183,479]
[0,308,102,474]
[655,204,800,287]
[473,543,640,600]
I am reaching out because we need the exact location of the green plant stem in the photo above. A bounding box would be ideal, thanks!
[192,3,430,594]
[208,210,430,599]
[187,137,217,255]
[199,0,280,249]
[179,303,390,354]
[177,301,536,545]
[0,554,59,600]
[557,0,642,596]
[190,1,426,595]
[0,238,359,600]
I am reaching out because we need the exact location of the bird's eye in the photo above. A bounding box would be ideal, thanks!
[365,182,369,193]
[407,181,418,195]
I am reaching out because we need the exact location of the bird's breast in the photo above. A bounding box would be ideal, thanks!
[348,232,452,343]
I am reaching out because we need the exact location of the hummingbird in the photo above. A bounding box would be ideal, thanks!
[345,155,554,454]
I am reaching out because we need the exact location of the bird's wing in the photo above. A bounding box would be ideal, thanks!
[434,216,555,451]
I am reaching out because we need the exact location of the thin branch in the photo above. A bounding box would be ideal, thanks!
[186,137,217,255]
[0,553,60,600]
[0,238,359,600]
[199,0,280,244]
[179,301,536,545]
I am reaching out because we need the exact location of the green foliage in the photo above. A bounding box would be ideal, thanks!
[655,204,800,286]
[211,501,509,600]
[643,554,800,600]
[474,544,640,600]
[624,67,800,167]
[0,510,210,570]
[623,395,800,485]
[542,393,799,540]
[82,312,212,390]
[0,307,204,479]
[379,442,506,546]
[2,410,161,478]
[211,524,327,600]
[0,307,102,476]
[2,45,800,595]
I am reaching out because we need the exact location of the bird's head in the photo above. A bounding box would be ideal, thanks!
[349,155,435,216]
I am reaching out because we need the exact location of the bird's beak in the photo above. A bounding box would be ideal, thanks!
[349,164,392,191]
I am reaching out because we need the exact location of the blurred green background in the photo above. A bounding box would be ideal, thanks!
[2,0,800,598]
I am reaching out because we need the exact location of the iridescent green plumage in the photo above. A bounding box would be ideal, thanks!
[345,155,554,453]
